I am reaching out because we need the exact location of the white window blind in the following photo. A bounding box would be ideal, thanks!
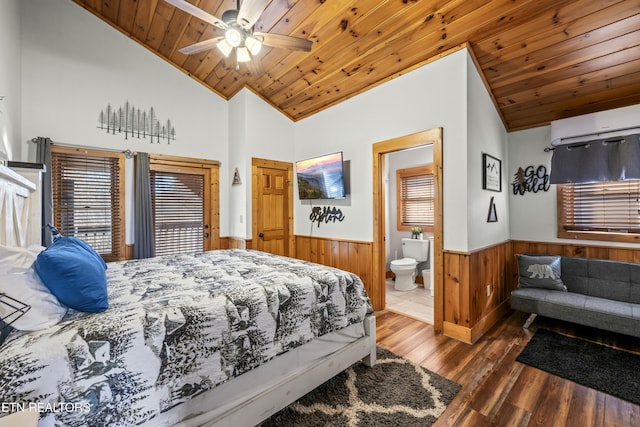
[398,167,434,227]
[151,171,205,256]
[558,180,640,236]
[52,149,124,261]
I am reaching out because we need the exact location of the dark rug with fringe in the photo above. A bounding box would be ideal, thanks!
[260,346,461,427]
[516,328,640,405]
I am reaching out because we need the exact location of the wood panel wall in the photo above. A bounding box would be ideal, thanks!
[443,241,515,344]
[443,240,640,344]
[511,241,640,263]
[295,235,373,301]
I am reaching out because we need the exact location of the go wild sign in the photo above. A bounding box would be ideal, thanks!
[512,165,551,195]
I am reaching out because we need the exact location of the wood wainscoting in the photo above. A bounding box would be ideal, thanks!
[295,235,373,302]
[441,239,640,344]
[443,241,515,344]
[511,240,640,263]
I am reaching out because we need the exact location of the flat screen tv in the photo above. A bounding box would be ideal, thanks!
[296,152,346,199]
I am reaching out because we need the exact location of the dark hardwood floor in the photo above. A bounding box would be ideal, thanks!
[375,310,640,426]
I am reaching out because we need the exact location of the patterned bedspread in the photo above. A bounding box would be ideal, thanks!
[0,249,373,426]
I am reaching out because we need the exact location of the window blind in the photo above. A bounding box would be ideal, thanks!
[51,150,124,261]
[151,171,205,256]
[400,173,434,226]
[558,180,640,234]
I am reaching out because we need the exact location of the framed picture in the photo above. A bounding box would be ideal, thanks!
[482,153,502,192]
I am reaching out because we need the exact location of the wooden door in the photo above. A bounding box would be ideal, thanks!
[150,166,210,255]
[252,158,294,257]
[148,155,221,255]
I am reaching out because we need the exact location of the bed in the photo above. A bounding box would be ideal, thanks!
[0,164,376,426]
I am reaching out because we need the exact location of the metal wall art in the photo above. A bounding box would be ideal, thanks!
[98,102,176,143]
[310,206,345,228]
[512,165,551,195]
[487,197,498,222]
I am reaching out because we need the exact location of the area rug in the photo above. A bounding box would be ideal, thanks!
[516,328,640,405]
[260,347,461,427]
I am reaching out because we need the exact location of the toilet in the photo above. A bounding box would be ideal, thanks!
[390,238,430,291]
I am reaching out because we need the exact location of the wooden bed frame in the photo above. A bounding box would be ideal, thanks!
[0,164,377,426]
[0,164,41,248]
[195,316,376,427]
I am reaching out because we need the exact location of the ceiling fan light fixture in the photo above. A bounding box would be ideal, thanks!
[245,36,262,56]
[225,27,243,47]
[236,46,251,63]
[217,39,233,57]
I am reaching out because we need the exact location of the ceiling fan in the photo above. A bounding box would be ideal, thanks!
[165,0,313,73]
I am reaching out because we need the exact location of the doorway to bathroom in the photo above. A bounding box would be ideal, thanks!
[385,146,435,323]
[371,128,443,331]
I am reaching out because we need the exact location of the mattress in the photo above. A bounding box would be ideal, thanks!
[0,249,373,426]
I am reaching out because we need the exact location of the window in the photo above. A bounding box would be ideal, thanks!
[151,170,206,256]
[557,180,640,243]
[51,146,125,261]
[396,165,434,232]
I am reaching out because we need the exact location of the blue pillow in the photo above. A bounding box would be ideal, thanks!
[34,236,108,312]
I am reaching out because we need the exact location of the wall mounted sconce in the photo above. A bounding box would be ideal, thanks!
[232,168,241,185]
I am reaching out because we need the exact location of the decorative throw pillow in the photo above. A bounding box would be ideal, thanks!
[516,254,567,291]
[34,236,109,313]
[0,245,68,331]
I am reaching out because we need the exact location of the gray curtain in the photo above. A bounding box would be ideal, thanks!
[550,133,640,184]
[33,137,53,246]
[134,152,154,259]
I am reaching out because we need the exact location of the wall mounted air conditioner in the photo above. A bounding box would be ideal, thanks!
[550,104,640,146]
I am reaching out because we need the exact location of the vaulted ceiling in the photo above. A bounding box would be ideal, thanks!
[71,0,640,131]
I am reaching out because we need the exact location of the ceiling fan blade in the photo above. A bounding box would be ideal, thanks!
[237,0,270,29]
[164,0,227,30]
[255,33,313,52]
[178,36,224,55]
[245,55,265,76]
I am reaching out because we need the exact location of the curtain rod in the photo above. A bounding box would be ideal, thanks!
[546,128,640,152]
[29,138,136,158]
[551,126,640,147]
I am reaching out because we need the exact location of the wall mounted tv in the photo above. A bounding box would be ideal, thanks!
[296,151,347,200]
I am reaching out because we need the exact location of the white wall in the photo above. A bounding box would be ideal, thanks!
[293,49,509,252]
[0,0,22,162]
[244,90,294,237]
[228,92,248,239]
[507,126,557,242]
[508,122,640,249]
[20,0,230,242]
[294,49,469,250]
[466,52,509,249]
[228,89,295,238]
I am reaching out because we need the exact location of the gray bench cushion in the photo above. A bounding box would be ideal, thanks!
[512,255,640,338]
[511,288,640,338]
[561,257,640,304]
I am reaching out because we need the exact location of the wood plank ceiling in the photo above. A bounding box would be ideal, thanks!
[71,0,640,131]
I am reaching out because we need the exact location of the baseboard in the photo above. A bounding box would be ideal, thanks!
[125,244,134,260]
[468,299,512,343]
[444,299,512,344]
[443,322,472,344]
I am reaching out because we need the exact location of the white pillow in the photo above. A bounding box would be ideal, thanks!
[0,245,67,331]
